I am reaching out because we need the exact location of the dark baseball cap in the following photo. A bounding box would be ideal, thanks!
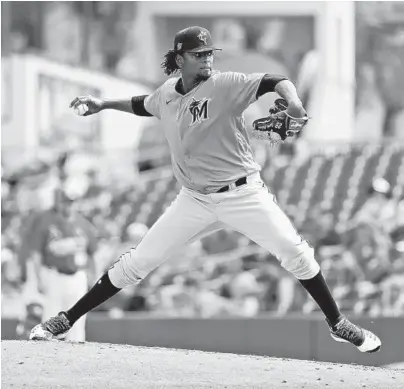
[174,26,222,53]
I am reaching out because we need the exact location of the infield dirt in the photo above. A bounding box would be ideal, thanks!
[2,340,403,388]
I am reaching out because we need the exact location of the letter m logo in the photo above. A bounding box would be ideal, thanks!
[189,98,210,125]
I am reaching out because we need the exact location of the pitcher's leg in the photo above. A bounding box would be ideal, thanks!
[187,221,226,244]
[68,189,216,324]
[109,189,217,288]
[30,189,217,341]
[218,184,381,353]
[219,186,319,280]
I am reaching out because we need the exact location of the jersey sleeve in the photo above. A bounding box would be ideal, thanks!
[219,72,266,114]
[144,85,164,119]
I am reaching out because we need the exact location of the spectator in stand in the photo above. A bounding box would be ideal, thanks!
[159,275,192,316]
[301,208,342,254]
[381,275,404,316]
[94,222,149,315]
[228,269,262,317]
[354,178,397,234]
[389,198,404,269]
[201,229,240,255]
[182,274,236,318]
[344,222,391,284]
[253,262,282,312]
[19,181,98,341]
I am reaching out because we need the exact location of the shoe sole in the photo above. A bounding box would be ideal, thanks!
[330,333,381,353]
[30,334,66,341]
[29,325,68,341]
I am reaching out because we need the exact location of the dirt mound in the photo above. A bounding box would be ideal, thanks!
[2,340,402,388]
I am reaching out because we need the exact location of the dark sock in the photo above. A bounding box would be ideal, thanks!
[298,271,341,326]
[65,272,121,325]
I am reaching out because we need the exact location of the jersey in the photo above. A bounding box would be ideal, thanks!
[20,210,97,275]
[144,71,266,194]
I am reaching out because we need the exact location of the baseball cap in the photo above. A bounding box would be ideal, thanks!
[174,26,222,53]
[370,177,391,197]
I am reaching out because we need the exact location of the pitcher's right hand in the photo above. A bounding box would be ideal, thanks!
[69,95,104,116]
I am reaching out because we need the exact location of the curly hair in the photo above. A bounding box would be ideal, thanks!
[161,49,181,76]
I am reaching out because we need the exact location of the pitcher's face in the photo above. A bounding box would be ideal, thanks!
[180,50,214,81]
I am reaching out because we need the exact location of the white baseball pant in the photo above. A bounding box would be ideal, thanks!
[109,172,320,288]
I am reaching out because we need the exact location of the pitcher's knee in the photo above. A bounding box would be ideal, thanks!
[108,249,150,289]
[279,241,320,280]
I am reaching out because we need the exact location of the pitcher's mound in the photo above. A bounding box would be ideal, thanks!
[2,340,402,388]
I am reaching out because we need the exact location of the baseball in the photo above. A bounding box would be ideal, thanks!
[74,104,89,116]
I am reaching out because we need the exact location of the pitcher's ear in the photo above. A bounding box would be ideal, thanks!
[176,54,184,68]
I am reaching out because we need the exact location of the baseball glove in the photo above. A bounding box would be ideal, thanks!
[252,99,309,146]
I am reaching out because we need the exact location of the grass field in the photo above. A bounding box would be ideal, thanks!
[2,340,403,388]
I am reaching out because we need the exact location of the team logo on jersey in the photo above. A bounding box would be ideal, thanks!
[198,31,208,45]
[189,98,210,125]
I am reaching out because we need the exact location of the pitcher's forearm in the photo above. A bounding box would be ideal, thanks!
[275,80,307,118]
[274,80,302,106]
[101,99,134,114]
[101,96,153,117]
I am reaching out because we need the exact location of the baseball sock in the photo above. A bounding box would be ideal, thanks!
[65,272,121,325]
[298,270,341,326]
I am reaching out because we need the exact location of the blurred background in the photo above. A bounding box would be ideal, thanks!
[1,1,404,366]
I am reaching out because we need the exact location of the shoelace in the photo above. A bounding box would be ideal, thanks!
[45,315,70,334]
[333,318,364,346]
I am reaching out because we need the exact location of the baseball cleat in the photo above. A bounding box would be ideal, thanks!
[29,312,71,341]
[327,315,381,353]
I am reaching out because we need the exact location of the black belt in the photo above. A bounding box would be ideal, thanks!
[217,177,247,193]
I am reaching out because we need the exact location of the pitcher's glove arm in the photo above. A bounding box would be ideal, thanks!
[252,99,309,146]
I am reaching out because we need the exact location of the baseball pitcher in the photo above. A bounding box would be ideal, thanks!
[31,26,381,353]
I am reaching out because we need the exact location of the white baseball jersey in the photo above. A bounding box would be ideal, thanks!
[109,70,320,294]
[144,71,265,194]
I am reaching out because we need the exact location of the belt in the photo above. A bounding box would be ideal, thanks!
[216,176,247,193]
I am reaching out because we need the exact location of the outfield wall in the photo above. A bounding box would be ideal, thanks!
[2,314,403,366]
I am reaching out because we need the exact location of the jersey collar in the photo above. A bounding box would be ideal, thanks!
[174,76,209,97]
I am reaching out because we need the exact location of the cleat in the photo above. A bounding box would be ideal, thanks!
[327,315,381,353]
[29,312,71,341]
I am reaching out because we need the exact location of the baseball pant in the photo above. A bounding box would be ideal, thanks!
[109,172,320,288]
[40,267,88,341]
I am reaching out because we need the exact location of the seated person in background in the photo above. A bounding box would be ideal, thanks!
[354,178,397,234]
